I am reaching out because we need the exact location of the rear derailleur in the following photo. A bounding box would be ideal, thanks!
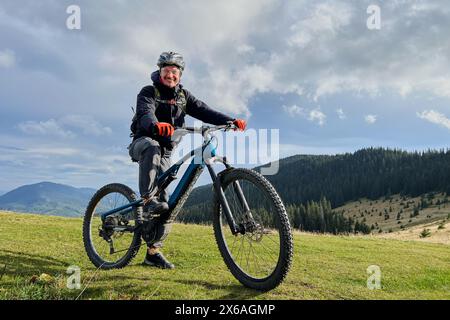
[98,215,130,254]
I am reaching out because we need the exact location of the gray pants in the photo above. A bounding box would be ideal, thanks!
[128,136,172,200]
[128,136,173,248]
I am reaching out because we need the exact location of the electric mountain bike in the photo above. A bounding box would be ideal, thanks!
[82,122,293,291]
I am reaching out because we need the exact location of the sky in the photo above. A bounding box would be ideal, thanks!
[1,0,450,193]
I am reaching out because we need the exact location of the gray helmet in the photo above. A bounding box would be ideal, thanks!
[157,51,185,71]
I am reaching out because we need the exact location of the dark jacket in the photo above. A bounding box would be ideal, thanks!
[134,71,234,149]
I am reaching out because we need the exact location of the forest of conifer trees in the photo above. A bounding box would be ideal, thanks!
[179,148,450,234]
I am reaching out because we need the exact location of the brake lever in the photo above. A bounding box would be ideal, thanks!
[225,121,236,131]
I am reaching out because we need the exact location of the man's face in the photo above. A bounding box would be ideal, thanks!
[160,65,181,88]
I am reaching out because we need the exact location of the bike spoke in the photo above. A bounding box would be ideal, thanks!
[256,238,279,264]
[221,177,282,279]
[230,232,238,253]
[237,235,245,267]
[247,236,261,276]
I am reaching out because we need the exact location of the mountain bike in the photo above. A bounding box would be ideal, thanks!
[82,122,293,291]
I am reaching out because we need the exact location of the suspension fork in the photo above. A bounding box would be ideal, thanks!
[219,158,255,223]
[207,164,239,235]
[207,157,255,235]
[232,179,255,224]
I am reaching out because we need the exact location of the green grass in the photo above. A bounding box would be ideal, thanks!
[0,211,449,300]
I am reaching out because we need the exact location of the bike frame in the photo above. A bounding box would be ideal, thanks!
[100,125,250,235]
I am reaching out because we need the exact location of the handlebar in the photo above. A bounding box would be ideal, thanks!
[171,121,237,141]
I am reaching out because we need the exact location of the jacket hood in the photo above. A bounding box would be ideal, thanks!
[151,70,162,85]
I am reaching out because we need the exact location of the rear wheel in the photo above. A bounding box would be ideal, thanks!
[83,183,142,269]
[213,168,293,291]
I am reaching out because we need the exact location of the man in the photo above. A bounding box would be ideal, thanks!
[128,52,246,269]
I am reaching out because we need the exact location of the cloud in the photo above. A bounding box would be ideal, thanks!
[192,64,274,117]
[17,119,76,138]
[237,44,255,55]
[0,145,25,151]
[26,147,82,157]
[417,110,450,130]
[336,108,346,120]
[3,0,450,117]
[0,136,137,191]
[308,109,326,126]
[267,1,450,102]
[17,115,112,138]
[283,104,305,117]
[365,114,377,124]
[283,105,326,126]
[60,115,112,136]
[287,2,352,48]
[0,49,15,68]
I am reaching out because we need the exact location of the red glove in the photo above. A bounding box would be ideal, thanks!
[154,122,174,137]
[233,119,247,131]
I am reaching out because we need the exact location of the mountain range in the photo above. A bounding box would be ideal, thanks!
[185,147,450,208]
[179,147,450,227]
[1,147,449,221]
[0,182,96,217]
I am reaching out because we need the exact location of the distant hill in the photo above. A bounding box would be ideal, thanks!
[333,192,450,233]
[0,182,96,217]
[257,148,450,207]
[180,148,450,232]
[184,147,450,208]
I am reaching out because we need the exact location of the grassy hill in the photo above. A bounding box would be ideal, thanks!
[0,210,449,300]
[334,192,450,233]
[378,219,450,245]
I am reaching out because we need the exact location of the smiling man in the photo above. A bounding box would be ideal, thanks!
[128,51,246,269]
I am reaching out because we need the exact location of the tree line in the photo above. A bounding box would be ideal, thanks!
[180,148,450,234]
[179,195,370,234]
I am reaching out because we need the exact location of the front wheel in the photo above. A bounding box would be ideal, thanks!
[213,168,293,291]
